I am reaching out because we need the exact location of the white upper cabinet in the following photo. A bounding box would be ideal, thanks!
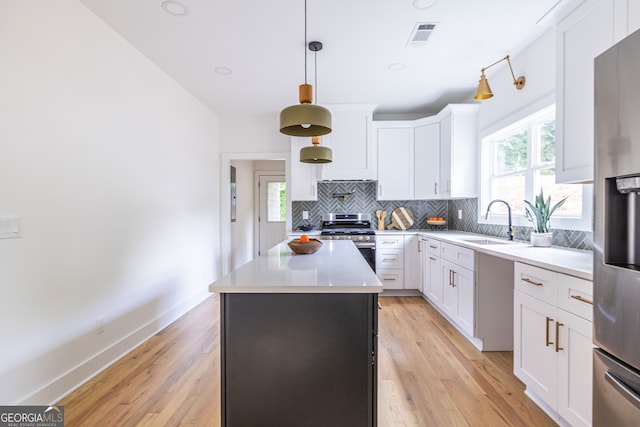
[375,104,478,201]
[437,105,479,198]
[414,120,440,199]
[320,104,377,181]
[556,0,615,183]
[375,123,415,200]
[616,0,640,41]
[290,137,320,201]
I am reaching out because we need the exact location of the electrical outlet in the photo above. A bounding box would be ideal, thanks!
[96,316,105,335]
[302,211,309,220]
[458,210,462,220]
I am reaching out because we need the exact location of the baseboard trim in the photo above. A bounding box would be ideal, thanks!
[20,290,210,405]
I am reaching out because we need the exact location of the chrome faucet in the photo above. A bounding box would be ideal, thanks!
[485,199,514,241]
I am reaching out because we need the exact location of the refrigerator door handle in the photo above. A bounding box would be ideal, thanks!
[605,370,640,410]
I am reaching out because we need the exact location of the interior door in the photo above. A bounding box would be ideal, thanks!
[258,175,286,256]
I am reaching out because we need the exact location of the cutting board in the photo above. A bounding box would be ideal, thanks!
[387,207,414,230]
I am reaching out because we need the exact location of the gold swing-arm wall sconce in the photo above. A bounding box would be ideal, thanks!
[474,55,526,100]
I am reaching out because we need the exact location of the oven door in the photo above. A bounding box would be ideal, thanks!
[354,241,376,273]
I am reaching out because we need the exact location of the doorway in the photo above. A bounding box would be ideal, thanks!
[257,174,286,256]
[222,154,288,275]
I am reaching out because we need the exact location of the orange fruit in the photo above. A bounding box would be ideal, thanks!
[299,234,310,243]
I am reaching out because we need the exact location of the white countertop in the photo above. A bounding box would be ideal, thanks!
[209,240,383,294]
[414,230,593,280]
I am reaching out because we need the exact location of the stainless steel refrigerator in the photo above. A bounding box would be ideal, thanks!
[594,27,640,426]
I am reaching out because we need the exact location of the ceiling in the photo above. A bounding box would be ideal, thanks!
[80,0,578,119]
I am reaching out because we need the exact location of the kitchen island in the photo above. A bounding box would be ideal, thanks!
[209,240,382,427]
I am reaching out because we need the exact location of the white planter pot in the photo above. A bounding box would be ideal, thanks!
[531,232,553,247]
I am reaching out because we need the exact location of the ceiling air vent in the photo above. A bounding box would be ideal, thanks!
[406,22,437,47]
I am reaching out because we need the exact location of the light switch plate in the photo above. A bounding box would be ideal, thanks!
[302,211,309,220]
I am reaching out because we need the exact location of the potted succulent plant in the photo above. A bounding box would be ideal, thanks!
[524,189,567,247]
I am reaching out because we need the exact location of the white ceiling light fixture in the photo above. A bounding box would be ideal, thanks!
[412,0,437,10]
[161,0,188,16]
[279,0,332,138]
[214,67,232,75]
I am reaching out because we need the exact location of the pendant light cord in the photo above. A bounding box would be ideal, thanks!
[304,0,308,84]
[314,50,318,103]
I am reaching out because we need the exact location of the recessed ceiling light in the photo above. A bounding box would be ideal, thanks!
[215,67,232,75]
[161,0,188,16]
[412,0,436,9]
[388,63,405,71]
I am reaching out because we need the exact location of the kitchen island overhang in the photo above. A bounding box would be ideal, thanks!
[209,240,382,427]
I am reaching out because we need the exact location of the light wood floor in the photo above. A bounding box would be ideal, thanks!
[59,295,556,426]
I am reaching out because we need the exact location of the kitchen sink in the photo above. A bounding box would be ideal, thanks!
[460,238,509,245]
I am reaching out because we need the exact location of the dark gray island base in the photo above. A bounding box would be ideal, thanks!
[220,292,378,427]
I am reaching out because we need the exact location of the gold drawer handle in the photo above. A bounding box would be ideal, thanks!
[570,295,593,305]
[546,317,554,347]
[382,277,396,281]
[522,277,544,287]
[555,322,564,352]
[429,256,437,261]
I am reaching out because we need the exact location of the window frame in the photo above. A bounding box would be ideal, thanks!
[478,96,592,232]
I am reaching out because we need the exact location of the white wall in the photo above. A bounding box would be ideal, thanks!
[0,1,221,404]
[468,28,557,132]
[229,160,255,269]
[221,113,289,153]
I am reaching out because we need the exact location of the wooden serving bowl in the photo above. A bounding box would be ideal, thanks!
[288,238,323,255]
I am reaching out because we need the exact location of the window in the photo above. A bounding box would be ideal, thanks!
[267,181,286,222]
[480,105,591,230]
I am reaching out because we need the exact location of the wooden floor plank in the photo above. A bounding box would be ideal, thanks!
[59,295,555,426]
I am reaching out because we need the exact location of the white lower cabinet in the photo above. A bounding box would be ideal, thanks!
[376,235,405,290]
[441,258,474,337]
[513,262,593,427]
[377,234,420,290]
[420,238,476,340]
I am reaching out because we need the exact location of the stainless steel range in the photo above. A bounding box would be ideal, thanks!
[319,213,376,272]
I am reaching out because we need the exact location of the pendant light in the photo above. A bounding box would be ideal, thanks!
[279,0,332,137]
[300,41,332,163]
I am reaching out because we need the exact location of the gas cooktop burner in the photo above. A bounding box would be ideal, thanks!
[320,213,374,236]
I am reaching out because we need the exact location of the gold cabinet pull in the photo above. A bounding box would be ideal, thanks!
[429,256,437,261]
[523,277,544,287]
[451,270,456,287]
[570,294,593,305]
[555,322,564,352]
[545,317,554,347]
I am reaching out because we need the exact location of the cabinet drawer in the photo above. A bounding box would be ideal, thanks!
[377,249,404,269]
[377,236,404,249]
[377,268,404,289]
[440,242,475,271]
[427,239,441,256]
[515,262,558,305]
[558,274,593,321]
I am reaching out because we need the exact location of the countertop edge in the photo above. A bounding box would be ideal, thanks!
[209,285,383,294]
